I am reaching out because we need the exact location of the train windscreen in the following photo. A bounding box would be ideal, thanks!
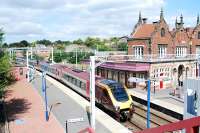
[108,83,129,102]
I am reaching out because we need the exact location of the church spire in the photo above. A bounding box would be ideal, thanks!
[160,8,164,20]
[138,11,142,23]
[180,14,183,24]
[197,14,200,25]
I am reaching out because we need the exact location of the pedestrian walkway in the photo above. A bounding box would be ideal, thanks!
[5,79,64,133]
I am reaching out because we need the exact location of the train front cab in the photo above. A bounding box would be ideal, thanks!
[96,79,134,122]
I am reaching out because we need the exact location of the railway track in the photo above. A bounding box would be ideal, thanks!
[122,101,179,132]
[35,68,179,132]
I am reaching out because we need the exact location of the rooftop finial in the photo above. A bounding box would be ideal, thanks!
[180,14,183,24]
[138,11,142,23]
[160,8,164,20]
[197,14,200,25]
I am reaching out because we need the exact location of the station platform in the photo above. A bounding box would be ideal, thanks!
[31,71,130,133]
[4,79,64,133]
[128,88,184,117]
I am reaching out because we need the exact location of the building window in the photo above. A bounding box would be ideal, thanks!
[196,45,200,55]
[176,46,187,57]
[158,44,167,58]
[134,46,143,58]
[198,31,200,39]
[161,28,165,37]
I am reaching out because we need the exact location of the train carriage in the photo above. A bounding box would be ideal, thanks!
[37,62,134,122]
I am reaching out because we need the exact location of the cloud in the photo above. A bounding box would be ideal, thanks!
[1,0,196,43]
[6,22,44,35]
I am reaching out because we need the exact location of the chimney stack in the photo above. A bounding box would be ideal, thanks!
[142,18,147,24]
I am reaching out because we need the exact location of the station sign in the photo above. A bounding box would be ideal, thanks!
[67,117,84,123]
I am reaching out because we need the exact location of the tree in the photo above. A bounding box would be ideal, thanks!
[73,38,84,45]
[0,28,4,48]
[36,39,52,46]
[85,37,96,48]
[0,52,13,99]
[20,40,30,47]
[2,43,8,48]
[117,42,128,51]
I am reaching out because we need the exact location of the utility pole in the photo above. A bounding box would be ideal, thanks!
[26,50,29,82]
[76,48,78,69]
[51,47,54,64]
[42,71,48,121]
[31,47,33,59]
[90,56,95,130]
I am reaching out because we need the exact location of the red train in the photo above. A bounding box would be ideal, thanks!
[36,62,134,121]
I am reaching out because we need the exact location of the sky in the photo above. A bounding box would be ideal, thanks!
[0,0,199,43]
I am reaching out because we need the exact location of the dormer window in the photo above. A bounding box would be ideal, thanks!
[198,31,200,39]
[161,28,165,37]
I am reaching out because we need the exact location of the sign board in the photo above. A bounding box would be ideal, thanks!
[128,77,146,83]
[67,117,84,123]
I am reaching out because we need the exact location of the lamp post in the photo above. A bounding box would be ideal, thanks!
[26,50,29,82]
[76,48,78,69]
[51,46,54,64]
[42,71,48,121]
[90,56,95,130]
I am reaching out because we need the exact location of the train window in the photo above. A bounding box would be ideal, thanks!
[108,83,129,102]
[81,83,86,90]
[71,77,74,84]
[75,79,77,86]
[77,80,81,88]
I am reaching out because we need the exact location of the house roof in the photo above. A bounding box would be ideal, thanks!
[132,24,155,38]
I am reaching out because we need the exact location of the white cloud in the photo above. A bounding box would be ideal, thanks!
[6,22,44,35]
[1,0,196,43]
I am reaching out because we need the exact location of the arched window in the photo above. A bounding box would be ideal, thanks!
[198,31,200,39]
[161,28,165,37]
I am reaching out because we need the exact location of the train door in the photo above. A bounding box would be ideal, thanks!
[101,89,113,111]
[95,85,102,103]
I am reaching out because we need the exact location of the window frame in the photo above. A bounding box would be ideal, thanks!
[198,31,200,39]
[161,28,165,37]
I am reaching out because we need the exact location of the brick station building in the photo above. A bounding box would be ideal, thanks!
[97,9,200,90]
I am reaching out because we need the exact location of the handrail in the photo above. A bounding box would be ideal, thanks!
[135,116,200,133]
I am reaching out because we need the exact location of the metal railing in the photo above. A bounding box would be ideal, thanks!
[95,54,198,63]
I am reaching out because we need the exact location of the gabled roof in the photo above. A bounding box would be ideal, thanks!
[132,24,155,39]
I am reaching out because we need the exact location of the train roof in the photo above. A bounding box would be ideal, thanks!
[100,79,118,85]
[51,64,89,81]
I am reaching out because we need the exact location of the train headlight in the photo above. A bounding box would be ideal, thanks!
[115,106,120,112]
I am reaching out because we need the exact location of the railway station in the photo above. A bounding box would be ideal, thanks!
[1,1,200,133]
